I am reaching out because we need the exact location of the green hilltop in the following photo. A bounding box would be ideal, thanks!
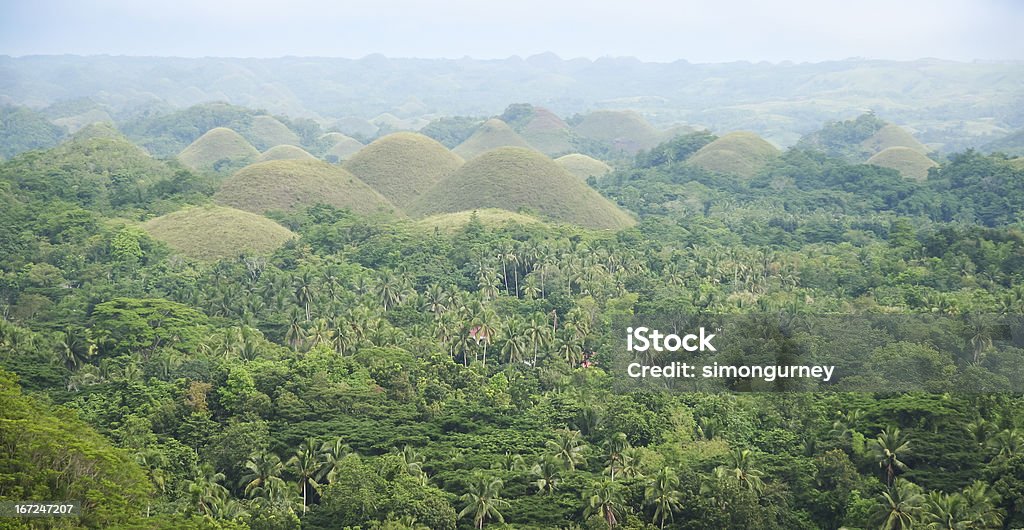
[408,147,635,230]
[572,110,663,154]
[866,146,938,181]
[215,159,396,216]
[501,104,573,156]
[177,127,260,173]
[321,132,364,162]
[142,204,295,261]
[453,118,534,160]
[686,131,781,177]
[983,128,1024,157]
[860,124,929,156]
[555,153,613,180]
[343,132,464,208]
[247,115,301,150]
[416,208,546,232]
[257,144,316,162]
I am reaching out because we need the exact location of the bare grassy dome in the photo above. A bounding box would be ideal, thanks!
[453,119,533,160]
[142,205,295,261]
[686,131,781,177]
[177,127,259,173]
[555,153,613,180]
[867,146,938,181]
[343,132,464,208]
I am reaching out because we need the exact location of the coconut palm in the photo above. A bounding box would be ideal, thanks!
[873,427,911,487]
[645,467,684,529]
[318,437,353,483]
[546,429,587,471]
[525,313,552,365]
[717,449,765,494]
[501,317,528,364]
[604,432,630,481]
[871,478,923,530]
[240,450,284,498]
[584,480,627,528]
[287,437,322,514]
[458,474,509,529]
[531,457,561,494]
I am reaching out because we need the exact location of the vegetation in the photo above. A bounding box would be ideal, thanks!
[555,154,613,180]
[416,208,545,232]
[571,110,664,155]
[177,127,260,174]
[248,115,301,150]
[685,131,781,178]
[501,104,573,156]
[861,125,929,157]
[0,105,66,159]
[343,132,465,208]
[256,145,315,162]
[867,147,938,181]
[320,133,364,162]
[141,204,296,261]
[453,119,534,160]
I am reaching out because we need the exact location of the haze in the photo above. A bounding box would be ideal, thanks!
[2,0,1022,62]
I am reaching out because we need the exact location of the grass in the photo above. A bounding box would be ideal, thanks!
[321,133,364,161]
[516,107,573,156]
[408,147,635,230]
[416,208,546,232]
[258,145,316,162]
[343,132,464,208]
[215,159,397,215]
[1009,157,1024,170]
[866,147,937,181]
[555,154,612,179]
[247,115,301,150]
[984,128,1024,157]
[177,127,259,173]
[685,131,780,177]
[860,124,928,155]
[572,110,662,153]
[453,119,533,160]
[142,204,295,261]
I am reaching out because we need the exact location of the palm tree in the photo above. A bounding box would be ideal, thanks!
[134,448,168,517]
[305,318,334,349]
[56,327,96,372]
[422,283,449,316]
[287,437,322,514]
[474,309,497,367]
[293,270,316,321]
[645,467,683,529]
[186,463,229,517]
[285,306,306,351]
[531,457,561,494]
[395,445,428,485]
[989,428,1023,461]
[240,450,284,498]
[717,449,765,494]
[584,480,626,528]
[873,427,911,487]
[960,480,1004,528]
[871,478,923,530]
[546,429,587,471]
[604,432,630,481]
[526,313,552,366]
[318,437,353,483]
[458,474,509,529]
[501,317,527,364]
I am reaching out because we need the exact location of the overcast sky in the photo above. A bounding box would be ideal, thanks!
[1,0,1022,63]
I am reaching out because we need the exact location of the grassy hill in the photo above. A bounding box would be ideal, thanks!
[215,159,396,215]
[257,144,316,162]
[408,147,635,230]
[555,154,613,180]
[177,127,260,173]
[866,146,938,181]
[246,115,301,150]
[142,204,295,261]
[453,119,533,160]
[860,124,929,155]
[343,132,464,208]
[572,110,663,154]
[686,131,781,177]
[983,128,1024,157]
[321,133,364,162]
[501,104,573,156]
[417,208,545,232]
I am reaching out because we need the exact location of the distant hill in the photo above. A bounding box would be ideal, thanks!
[334,117,378,138]
[795,113,887,160]
[320,133,364,162]
[453,119,533,160]
[52,108,114,134]
[866,147,937,181]
[501,104,573,156]
[409,147,635,230]
[122,102,262,157]
[215,159,396,215]
[417,208,545,232]
[686,131,780,177]
[246,115,301,150]
[142,205,295,261]
[860,124,929,156]
[177,127,260,173]
[572,110,663,154]
[343,132,464,208]
[257,144,316,162]
[0,105,65,159]
[983,128,1024,157]
[555,154,613,180]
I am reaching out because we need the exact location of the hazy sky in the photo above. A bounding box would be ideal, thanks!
[2,0,1022,62]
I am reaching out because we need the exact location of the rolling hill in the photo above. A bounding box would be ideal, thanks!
[685,131,781,177]
[343,132,464,208]
[177,127,260,173]
[321,132,364,162]
[866,146,938,181]
[501,104,573,156]
[417,208,546,232]
[572,110,663,153]
[246,115,301,150]
[453,119,533,160]
[408,147,635,230]
[555,154,613,180]
[983,128,1024,157]
[860,124,929,155]
[142,205,295,261]
[257,144,316,162]
[215,159,396,215]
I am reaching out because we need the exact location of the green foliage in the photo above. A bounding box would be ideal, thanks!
[0,105,66,158]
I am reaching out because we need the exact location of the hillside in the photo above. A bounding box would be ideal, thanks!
[685,131,781,177]
[408,147,635,230]
[142,204,295,261]
[257,144,316,162]
[501,104,573,156]
[417,208,545,232]
[246,115,301,150]
[555,153,613,180]
[215,159,396,215]
[983,128,1024,156]
[0,105,65,159]
[343,132,464,208]
[572,110,663,154]
[860,124,929,155]
[177,127,260,173]
[452,118,533,160]
[866,146,938,181]
[321,132,364,162]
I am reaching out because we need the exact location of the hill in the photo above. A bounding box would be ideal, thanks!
[500,104,573,156]
[572,110,663,154]
[246,115,301,150]
[321,133,364,162]
[0,105,65,159]
[555,154,613,180]
[257,144,316,162]
[417,208,546,232]
[177,127,260,173]
[453,118,533,160]
[983,128,1024,157]
[860,124,929,155]
[142,205,295,261]
[408,147,635,230]
[685,131,781,177]
[215,159,396,215]
[343,132,464,208]
[866,146,938,181]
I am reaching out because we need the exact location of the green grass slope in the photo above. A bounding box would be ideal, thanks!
[860,124,928,155]
[177,127,260,173]
[417,208,546,232]
[503,105,573,156]
[409,147,635,230]
[453,119,533,160]
[142,205,295,261]
[257,144,316,162]
[572,110,662,153]
[321,133,364,162]
[866,146,938,181]
[343,132,464,208]
[215,159,396,215]
[686,131,781,177]
[555,154,613,180]
[247,115,301,150]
